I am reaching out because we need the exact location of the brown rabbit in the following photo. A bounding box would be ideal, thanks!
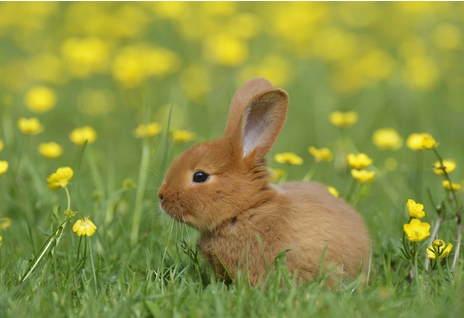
[158,78,371,285]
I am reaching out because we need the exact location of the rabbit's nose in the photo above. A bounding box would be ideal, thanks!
[158,192,164,200]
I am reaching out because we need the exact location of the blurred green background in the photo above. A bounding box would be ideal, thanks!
[1,2,464,312]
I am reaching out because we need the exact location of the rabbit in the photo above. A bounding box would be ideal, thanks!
[158,78,371,285]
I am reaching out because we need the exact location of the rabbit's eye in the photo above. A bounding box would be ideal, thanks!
[193,170,209,183]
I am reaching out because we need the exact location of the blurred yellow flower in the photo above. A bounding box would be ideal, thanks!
[171,130,196,143]
[237,55,293,87]
[133,122,162,138]
[206,34,248,67]
[0,217,12,230]
[0,161,8,176]
[421,134,438,150]
[0,139,4,152]
[72,217,97,237]
[427,239,453,259]
[351,169,375,183]
[327,186,339,197]
[47,167,73,190]
[432,24,461,51]
[25,86,57,113]
[69,126,97,145]
[17,117,44,135]
[406,199,425,219]
[372,128,403,150]
[442,180,461,191]
[268,168,286,182]
[403,56,440,90]
[329,111,358,128]
[403,218,430,242]
[38,142,63,158]
[347,153,373,169]
[433,160,456,175]
[406,133,435,151]
[61,37,109,78]
[275,152,303,165]
[308,146,333,162]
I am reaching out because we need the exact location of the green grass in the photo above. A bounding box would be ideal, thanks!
[1,2,464,317]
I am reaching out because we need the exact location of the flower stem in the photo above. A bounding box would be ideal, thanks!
[452,214,462,270]
[425,217,443,271]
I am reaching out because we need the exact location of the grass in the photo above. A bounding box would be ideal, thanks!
[1,2,464,317]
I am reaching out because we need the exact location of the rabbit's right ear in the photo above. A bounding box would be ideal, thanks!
[224,78,289,160]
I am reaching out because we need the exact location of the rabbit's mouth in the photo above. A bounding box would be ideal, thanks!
[159,201,189,224]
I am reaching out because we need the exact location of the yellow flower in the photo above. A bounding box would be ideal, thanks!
[427,239,453,259]
[38,142,63,158]
[17,117,44,135]
[406,133,434,151]
[274,152,303,165]
[0,139,3,152]
[25,86,57,113]
[0,217,12,230]
[406,199,425,219]
[442,180,461,191]
[170,130,196,143]
[327,186,339,197]
[329,111,358,128]
[206,34,248,67]
[347,153,373,169]
[46,167,74,190]
[268,168,286,182]
[69,126,97,145]
[433,160,456,175]
[421,134,438,150]
[72,217,97,237]
[0,161,8,176]
[308,147,333,162]
[372,128,403,150]
[403,218,431,242]
[133,122,162,138]
[351,169,375,183]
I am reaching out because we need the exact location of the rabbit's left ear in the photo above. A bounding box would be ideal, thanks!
[224,79,289,160]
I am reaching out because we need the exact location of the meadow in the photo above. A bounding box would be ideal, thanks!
[1,2,464,317]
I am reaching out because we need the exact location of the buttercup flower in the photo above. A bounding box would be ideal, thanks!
[347,153,373,169]
[421,134,438,150]
[433,160,456,175]
[25,86,57,113]
[38,142,63,158]
[327,186,339,197]
[372,128,403,150]
[442,180,461,191]
[406,133,434,151]
[17,118,44,135]
[329,111,358,128]
[72,217,97,237]
[427,239,453,259]
[133,122,162,138]
[351,169,375,183]
[47,167,74,190]
[406,199,425,219]
[69,126,97,145]
[0,217,12,230]
[308,147,333,162]
[403,218,430,242]
[275,152,303,165]
[0,161,8,176]
[268,168,286,182]
[171,130,196,143]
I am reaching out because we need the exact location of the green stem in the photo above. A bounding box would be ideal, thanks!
[87,147,105,200]
[345,178,358,203]
[64,186,71,211]
[303,163,318,182]
[20,218,69,283]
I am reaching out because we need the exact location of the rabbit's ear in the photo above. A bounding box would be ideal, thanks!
[224,78,289,160]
